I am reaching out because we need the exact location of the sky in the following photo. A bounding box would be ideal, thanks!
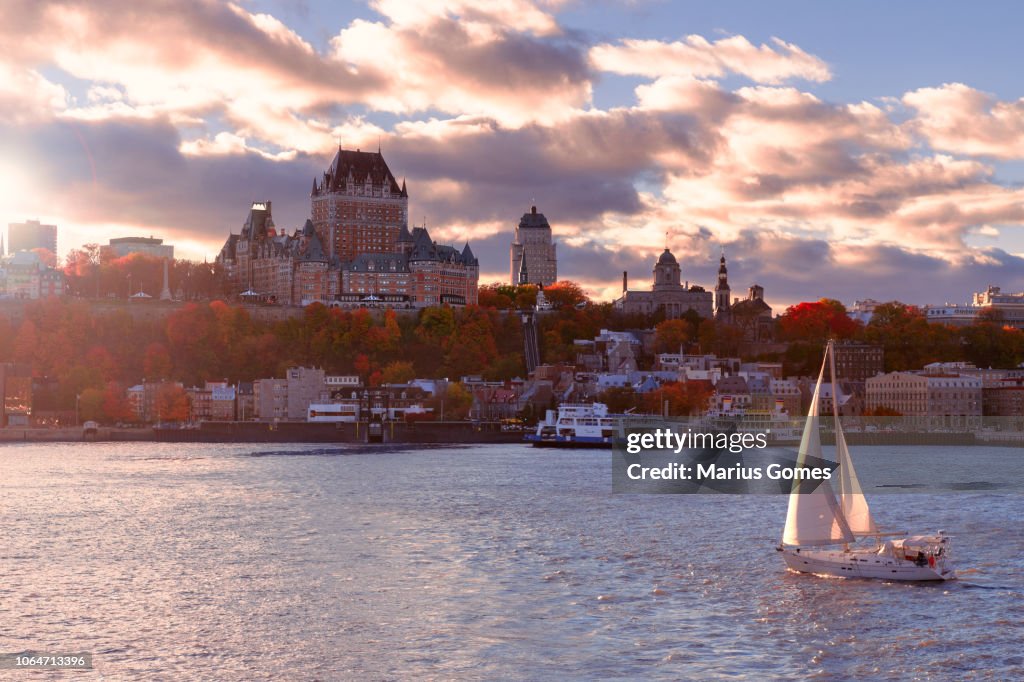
[3,0,1024,309]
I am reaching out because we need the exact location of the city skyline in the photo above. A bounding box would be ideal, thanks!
[3,1,1024,308]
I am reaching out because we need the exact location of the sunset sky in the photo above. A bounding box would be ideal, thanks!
[3,0,1024,307]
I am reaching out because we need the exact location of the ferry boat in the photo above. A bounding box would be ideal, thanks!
[703,408,802,444]
[525,403,621,448]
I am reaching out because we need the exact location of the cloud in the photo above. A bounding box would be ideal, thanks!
[2,2,1023,306]
[591,35,831,84]
[330,12,591,127]
[0,63,67,124]
[904,82,1024,159]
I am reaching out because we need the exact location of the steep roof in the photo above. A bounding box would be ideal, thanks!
[461,242,477,265]
[298,229,327,262]
[241,201,274,241]
[409,226,436,261]
[519,205,550,230]
[317,148,403,195]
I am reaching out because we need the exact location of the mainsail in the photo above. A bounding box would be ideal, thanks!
[830,359,878,536]
[781,344,855,547]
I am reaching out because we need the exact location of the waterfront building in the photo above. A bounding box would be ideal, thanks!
[615,248,714,319]
[254,366,329,422]
[185,382,237,421]
[510,205,557,286]
[125,380,185,423]
[7,220,57,256]
[983,377,1024,417]
[311,147,408,262]
[769,378,802,417]
[866,372,982,416]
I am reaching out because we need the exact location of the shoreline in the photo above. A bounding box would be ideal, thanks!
[1,425,1015,447]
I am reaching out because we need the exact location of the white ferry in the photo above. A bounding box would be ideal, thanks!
[525,403,623,448]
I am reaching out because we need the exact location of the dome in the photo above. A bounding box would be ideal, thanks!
[657,248,677,266]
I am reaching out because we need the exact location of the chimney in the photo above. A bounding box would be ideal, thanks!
[531,205,537,215]
[622,271,628,293]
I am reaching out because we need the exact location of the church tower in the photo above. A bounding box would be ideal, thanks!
[715,252,731,321]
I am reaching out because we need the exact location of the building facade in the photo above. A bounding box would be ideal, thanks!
[866,372,982,416]
[218,203,341,306]
[311,147,408,262]
[219,148,478,308]
[510,205,557,286]
[615,248,714,319]
[101,236,174,261]
[340,225,478,307]
[7,220,57,255]
[0,250,64,299]
[833,342,885,381]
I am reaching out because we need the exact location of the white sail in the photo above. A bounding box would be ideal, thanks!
[782,349,855,547]
[834,406,878,535]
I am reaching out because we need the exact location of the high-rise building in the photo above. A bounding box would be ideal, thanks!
[510,206,557,286]
[310,147,408,262]
[8,220,57,255]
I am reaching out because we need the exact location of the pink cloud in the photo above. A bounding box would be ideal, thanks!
[904,82,1024,159]
[591,35,831,84]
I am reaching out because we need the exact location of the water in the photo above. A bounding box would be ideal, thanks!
[1,442,1021,680]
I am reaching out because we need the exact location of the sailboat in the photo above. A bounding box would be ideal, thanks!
[777,340,955,581]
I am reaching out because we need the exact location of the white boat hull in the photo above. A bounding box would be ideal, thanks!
[780,547,955,582]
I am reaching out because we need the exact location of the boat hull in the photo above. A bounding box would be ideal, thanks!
[780,547,954,581]
[524,435,612,449]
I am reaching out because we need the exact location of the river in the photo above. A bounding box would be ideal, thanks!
[1,442,1020,679]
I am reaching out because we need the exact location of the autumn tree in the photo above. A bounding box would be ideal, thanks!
[778,299,860,342]
[442,382,473,420]
[542,281,588,309]
[654,318,693,353]
[381,360,416,385]
[154,383,190,422]
[78,387,106,422]
[640,381,713,416]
